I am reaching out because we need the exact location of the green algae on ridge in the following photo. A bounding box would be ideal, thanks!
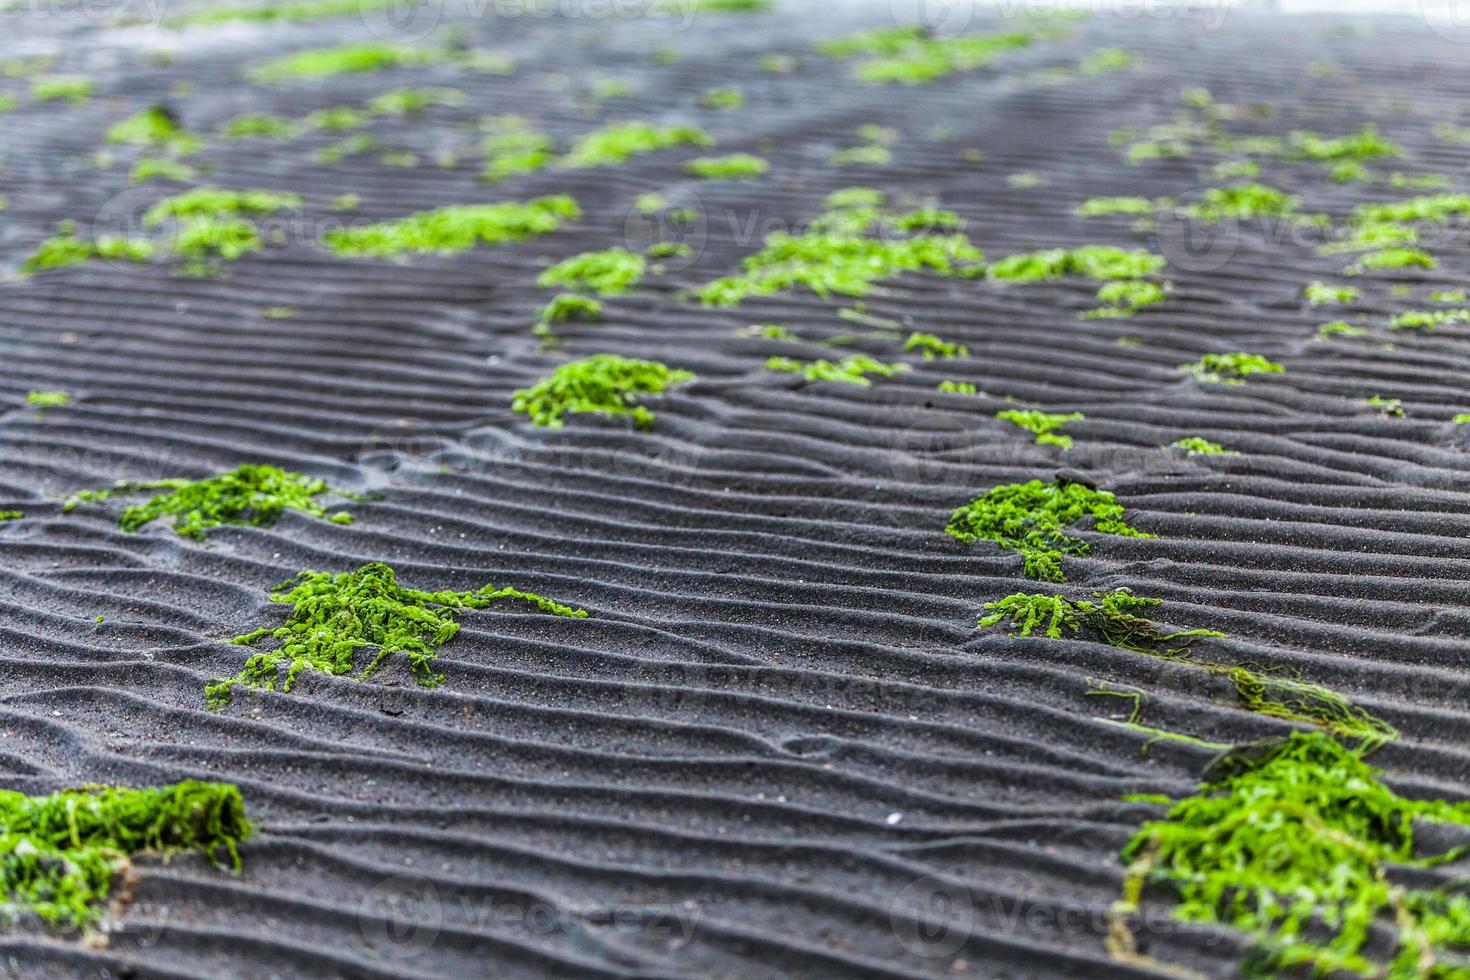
[946,477,1151,582]
[819,27,1033,85]
[63,463,356,540]
[0,781,250,928]
[512,354,693,430]
[1111,731,1465,978]
[996,409,1083,449]
[210,562,586,709]
[538,247,646,295]
[1181,351,1284,384]
[559,121,711,168]
[765,354,908,385]
[324,195,579,257]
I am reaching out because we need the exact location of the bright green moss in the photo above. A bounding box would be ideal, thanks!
[262,306,294,319]
[107,106,202,154]
[1454,413,1470,424]
[1088,279,1166,318]
[249,43,440,81]
[0,511,20,521]
[946,477,1152,582]
[130,158,196,184]
[765,354,908,385]
[1353,193,1470,225]
[222,114,297,139]
[211,562,585,709]
[1389,308,1470,330]
[31,75,93,105]
[143,187,301,227]
[1348,247,1436,274]
[1169,436,1236,455]
[63,464,355,540]
[903,331,968,360]
[1211,159,1260,179]
[979,588,1221,653]
[538,293,602,324]
[1111,732,1470,977]
[303,106,371,131]
[1433,289,1467,303]
[21,232,155,274]
[1388,171,1450,191]
[830,144,892,166]
[512,354,693,430]
[1318,320,1367,339]
[1289,124,1400,161]
[1303,281,1359,306]
[1182,351,1284,384]
[699,191,983,306]
[1079,48,1135,76]
[1365,395,1405,417]
[987,245,1164,282]
[26,390,71,409]
[323,195,579,257]
[997,409,1083,448]
[820,28,1033,85]
[1330,160,1373,184]
[1183,182,1296,221]
[365,87,463,115]
[646,241,691,259]
[698,86,744,109]
[171,0,410,26]
[539,248,646,296]
[937,380,978,395]
[1076,196,1157,217]
[0,781,250,927]
[481,121,554,183]
[560,122,711,168]
[315,133,377,163]
[684,153,769,180]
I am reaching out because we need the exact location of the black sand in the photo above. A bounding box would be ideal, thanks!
[3,1,1470,976]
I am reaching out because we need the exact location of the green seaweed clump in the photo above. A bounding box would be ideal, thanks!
[903,332,968,360]
[512,354,693,429]
[937,380,978,395]
[1169,437,1236,455]
[480,117,554,183]
[819,28,1033,85]
[946,477,1152,581]
[987,245,1167,318]
[63,464,354,540]
[0,512,21,521]
[31,75,93,105]
[1111,732,1470,978]
[249,43,440,81]
[323,195,579,257]
[698,86,744,109]
[560,122,711,168]
[1076,196,1158,217]
[1303,281,1360,306]
[1182,351,1284,384]
[997,409,1083,448]
[979,588,1222,655]
[765,354,908,385]
[0,781,250,927]
[699,189,983,306]
[1289,124,1401,162]
[538,247,646,295]
[684,153,769,180]
[211,562,586,709]
[1390,308,1470,330]
[1182,182,1296,222]
[21,229,155,274]
[106,106,203,155]
[26,390,72,410]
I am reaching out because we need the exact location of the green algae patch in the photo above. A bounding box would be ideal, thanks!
[481,117,554,183]
[1111,731,1470,977]
[1390,308,1470,330]
[144,187,301,226]
[107,106,203,155]
[1169,436,1236,455]
[766,354,908,385]
[997,409,1083,449]
[981,592,1392,746]
[1076,196,1158,217]
[1318,320,1367,340]
[26,390,72,410]
[1182,351,1283,384]
[512,354,693,430]
[0,512,21,521]
[699,189,983,306]
[1182,182,1296,222]
[937,380,978,395]
[987,245,1166,318]
[698,86,744,109]
[31,75,93,105]
[0,781,250,928]
[1303,281,1359,306]
[222,114,298,139]
[685,153,769,180]
[63,464,356,540]
[324,195,578,257]
[248,43,441,81]
[560,122,711,168]
[903,332,968,360]
[171,0,416,26]
[22,230,155,275]
[1289,124,1401,162]
[211,562,585,709]
[538,247,646,295]
[819,28,1033,85]
[946,477,1151,582]
[131,159,196,184]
